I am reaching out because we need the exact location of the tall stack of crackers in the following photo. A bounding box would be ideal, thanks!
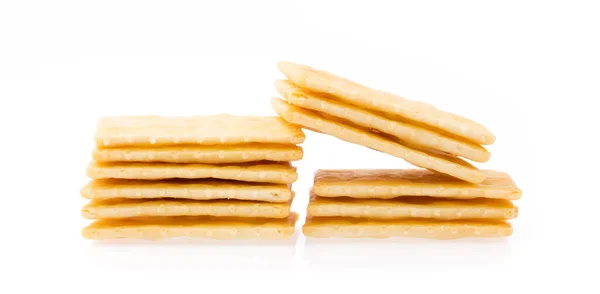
[80,115,304,240]
[272,62,522,239]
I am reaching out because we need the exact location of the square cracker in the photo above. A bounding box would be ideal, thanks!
[95,115,305,147]
[82,198,292,219]
[277,61,495,145]
[80,179,293,202]
[302,217,512,239]
[86,161,298,184]
[275,80,490,162]
[271,98,485,184]
[82,213,298,240]
[307,193,518,220]
[313,169,522,200]
[92,143,303,164]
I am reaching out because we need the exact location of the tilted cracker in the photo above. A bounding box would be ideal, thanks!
[278,61,495,145]
[92,144,303,164]
[80,179,293,202]
[271,98,485,183]
[303,217,512,239]
[95,115,305,147]
[275,80,490,162]
[82,213,298,240]
[82,198,292,219]
[87,161,298,184]
[307,193,518,220]
[313,169,522,200]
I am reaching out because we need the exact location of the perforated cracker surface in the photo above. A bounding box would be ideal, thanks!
[95,115,305,147]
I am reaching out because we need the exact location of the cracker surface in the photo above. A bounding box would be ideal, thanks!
[82,213,298,240]
[92,144,303,164]
[81,179,293,202]
[313,169,521,200]
[82,198,292,219]
[307,194,517,220]
[303,217,512,239]
[87,161,297,184]
[95,115,305,147]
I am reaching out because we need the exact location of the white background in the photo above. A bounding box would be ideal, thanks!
[1,0,598,293]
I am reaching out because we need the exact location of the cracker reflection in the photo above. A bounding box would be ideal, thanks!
[302,237,512,269]
[85,231,299,271]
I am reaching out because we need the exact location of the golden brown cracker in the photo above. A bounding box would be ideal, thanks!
[82,198,292,219]
[95,115,305,147]
[86,161,297,184]
[277,61,495,145]
[302,217,512,239]
[82,213,298,240]
[313,169,521,200]
[307,194,517,220]
[271,98,485,183]
[92,144,303,164]
[275,80,490,162]
[80,179,293,202]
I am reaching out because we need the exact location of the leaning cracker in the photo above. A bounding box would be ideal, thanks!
[82,198,292,219]
[278,61,495,145]
[313,169,521,200]
[82,213,298,240]
[86,161,297,184]
[92,144,303,164]
[303,217,512,239]
[307,193,518,220]
[80,179,293,202]
[95,115,305,147]
[271,98,485,183]
[276,80,490,162]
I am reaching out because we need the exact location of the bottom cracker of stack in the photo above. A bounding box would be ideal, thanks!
[83,214,298,240]
[303,169,522,240]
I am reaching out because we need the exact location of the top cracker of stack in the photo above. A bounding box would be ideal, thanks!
[80,115,304,240]
[271,62,494,184]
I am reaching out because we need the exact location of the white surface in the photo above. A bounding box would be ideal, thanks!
[1,0,598,293]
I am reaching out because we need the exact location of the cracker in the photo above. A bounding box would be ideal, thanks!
[313,169,522,200]
[80,179,293,202]
[307,193,518,220]
[277,61,495,145]
[86,161,297,184]
[271,98,485,183]
[82,198,292,219]
[82,213,298,240]
[95,115,305,147]
[303,217,512,239]
[92,144,303,164]
[275,80,490,162]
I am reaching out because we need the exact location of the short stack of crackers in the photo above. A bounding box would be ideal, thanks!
[303,169,521,239]
[271,62,522,239]
[80,115,304,240]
